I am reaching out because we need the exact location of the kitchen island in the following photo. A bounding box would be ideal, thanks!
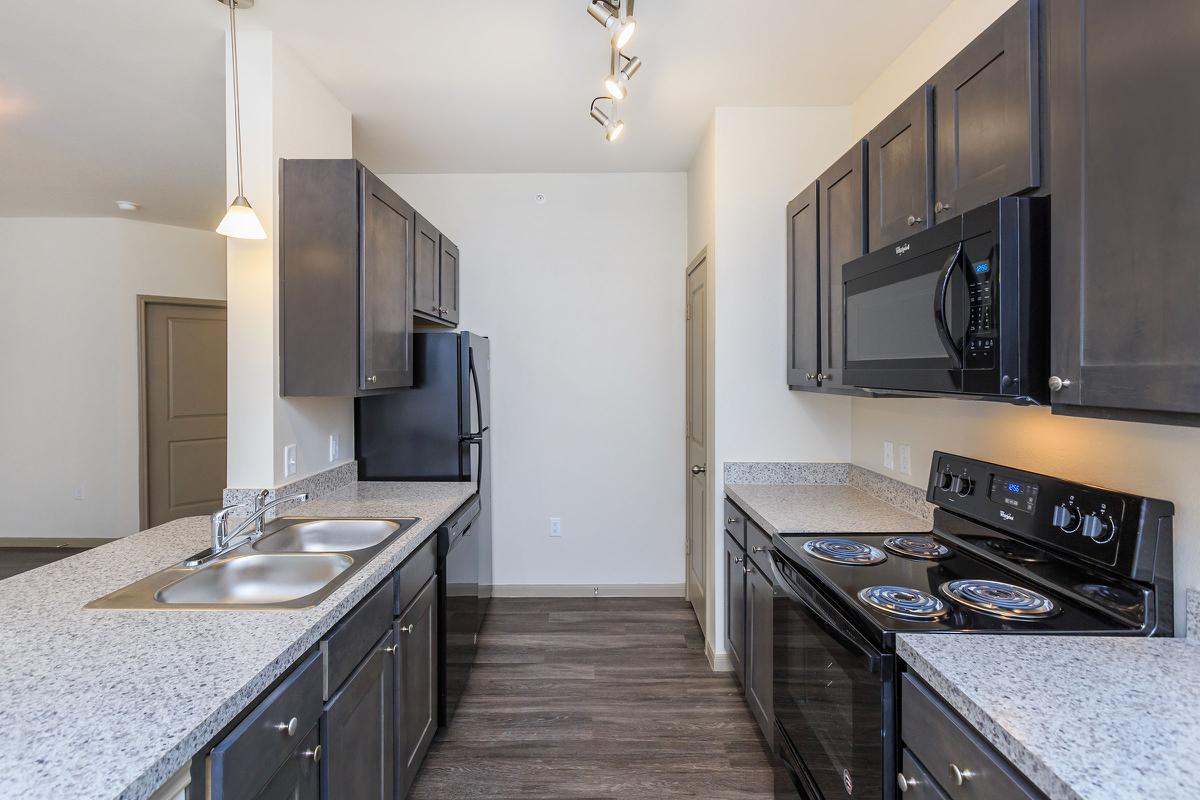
[0,481,476,800]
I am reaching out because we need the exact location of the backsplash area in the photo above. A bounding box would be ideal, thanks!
[222,461,359,519]
[724,461,934,525]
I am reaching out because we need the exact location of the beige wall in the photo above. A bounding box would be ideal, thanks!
[0,218,226,538]
[382,172,688,589]
[847,0,1199,628]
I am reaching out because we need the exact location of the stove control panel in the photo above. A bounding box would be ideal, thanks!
[926,451,1175,584]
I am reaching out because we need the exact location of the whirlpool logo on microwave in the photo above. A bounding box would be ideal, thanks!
[895,242,911,255]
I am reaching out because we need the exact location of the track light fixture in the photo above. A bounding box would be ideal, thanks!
[605,54,642,100]
[590,98,625,142]
[587,0,637,49]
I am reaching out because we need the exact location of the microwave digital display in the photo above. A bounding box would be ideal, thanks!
[974,262,991,274]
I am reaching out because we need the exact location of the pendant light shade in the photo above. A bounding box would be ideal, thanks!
[217,195,267,239]
[217,0,265,240]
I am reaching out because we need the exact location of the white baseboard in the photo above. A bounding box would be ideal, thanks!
[491,583,686,598]
[706,638,734,672]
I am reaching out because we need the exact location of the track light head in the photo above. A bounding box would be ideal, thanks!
[587,1,637,49]
[589,100,625,143]
[605,54,642,100]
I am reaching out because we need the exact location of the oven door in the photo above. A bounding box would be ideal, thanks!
[772,553,895,800]
[842,240,967,394]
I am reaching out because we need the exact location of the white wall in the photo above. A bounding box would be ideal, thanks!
[0,218,225,538]
[847,0,1200,629]
[224,31,355,489]
[382,172,687,588]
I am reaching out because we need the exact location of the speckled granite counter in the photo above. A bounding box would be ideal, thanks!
[0,481,476,800]
[897,632,1200,800]
[724,483,931,535]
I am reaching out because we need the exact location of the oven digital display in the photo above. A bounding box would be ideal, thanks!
[990,475,1038,513]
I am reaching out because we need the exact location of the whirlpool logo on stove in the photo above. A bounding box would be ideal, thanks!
[843,768,853,795]
[895,242,911,255]
[1000,510,1015,521]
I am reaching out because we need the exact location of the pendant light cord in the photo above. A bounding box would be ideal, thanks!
[229,0,245,199]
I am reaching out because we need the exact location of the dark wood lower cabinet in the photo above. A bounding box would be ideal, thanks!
[744,556,774,749]
[396,577,439,799]
[253,725,321,800]
[723,532,747,684]
[322,633,396,800]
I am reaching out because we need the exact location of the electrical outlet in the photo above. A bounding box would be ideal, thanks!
[72,483,85,501]
[549,517,562,537]
[328,434,340,463]
[883,440,895,470]
[283,444,297,478]
[898,444,912,475]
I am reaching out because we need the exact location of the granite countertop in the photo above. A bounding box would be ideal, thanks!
[0,481,477,800]
[724,483,931,535]
[897,632,1200,800]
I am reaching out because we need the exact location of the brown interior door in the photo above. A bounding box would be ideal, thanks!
[143,300,227,528]
[685,254,708,630]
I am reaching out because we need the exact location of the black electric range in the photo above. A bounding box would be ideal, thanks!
[771,451,1174,800]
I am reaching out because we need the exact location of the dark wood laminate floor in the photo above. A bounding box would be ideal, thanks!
[410,597,776,799]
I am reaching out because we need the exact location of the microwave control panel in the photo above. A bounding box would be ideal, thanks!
[964,253,994,368]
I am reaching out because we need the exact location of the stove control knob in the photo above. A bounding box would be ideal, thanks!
[1081,514,1116,543]
[953,476,974,497]
[938,471,954,491]
[1051,503,1082,533]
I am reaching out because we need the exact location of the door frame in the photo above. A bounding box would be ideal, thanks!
[137,295,228,531]
[684,247,709,631]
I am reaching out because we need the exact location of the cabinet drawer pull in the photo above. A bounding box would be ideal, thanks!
[275,717,298,737]
[948,763,975,785]
[400,624,415,634]
[896,772,917,793]
[302,745,321,763]
[1048,375,1072,392]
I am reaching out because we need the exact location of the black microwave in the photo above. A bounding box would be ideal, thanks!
[841,196,1049,404]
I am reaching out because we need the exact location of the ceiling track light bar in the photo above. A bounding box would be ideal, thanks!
[585,0,641,142]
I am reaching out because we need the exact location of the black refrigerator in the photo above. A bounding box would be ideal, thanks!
[355,331,492,725]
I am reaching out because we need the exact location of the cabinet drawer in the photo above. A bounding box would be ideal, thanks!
[723,498,746,549]
[209,651,324,800]
[901,673,1043,800]
[395,535,436,616]
[321,578,394,699]
[745,518,772,571]
[899,748,952,800]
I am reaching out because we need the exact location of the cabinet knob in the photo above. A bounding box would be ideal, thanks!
[816,373,830,382]
[384,643,399,653]
[896,772,917,793]
[400,624,415,634]
[804,372,816,381]
[302,745,322,764]
[367,375,378,384]
[752,545,767,553]
[935,201,952,214]
[743,565,754,575]
[275,717,298,737]
[906,215,924,226]
[1048,375,1073,392]
[439,306,449,314]
[733,555,743,564]
[949,763,975,786]
[726,517,738,525]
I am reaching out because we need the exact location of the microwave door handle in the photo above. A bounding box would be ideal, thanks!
[934,242,964,368]
[769,555,882,672]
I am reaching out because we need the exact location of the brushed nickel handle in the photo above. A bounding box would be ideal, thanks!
[400,624,414,634]
[743,565,753,574]
[367,375,378,384]
[733,556,743,564]
[897,772,917,793]
[816,373,830,382]
[691,465,706,475]
[1048,375,1072,392]
[439,306,449,313]
[726,517,738,525]
[935,201,952,213]
[906,215,924,226]
[949,763,974,786]
[302,745,321,763]
[275,717,298,737]
[804,372,816,381]
[752,545,767,553]
[384,643,399,653]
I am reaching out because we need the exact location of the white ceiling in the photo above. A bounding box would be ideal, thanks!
[0,0,951,229]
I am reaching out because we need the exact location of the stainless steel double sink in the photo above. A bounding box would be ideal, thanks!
[87,517,418,610]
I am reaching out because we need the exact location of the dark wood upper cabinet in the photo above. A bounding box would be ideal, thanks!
[1048,0,1200,423]
[818,142,868,392]
[414,215,441,319]
[280,159,414,396]
[867,85,934,249]
[786,181,820,389]
[931,0,1040,221]
[438,235,460,326]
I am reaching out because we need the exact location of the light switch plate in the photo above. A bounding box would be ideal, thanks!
[883,441,895,471]
[283,444,297,477]
[898,444,912,475]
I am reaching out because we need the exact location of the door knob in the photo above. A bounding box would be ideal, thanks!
[1048,375,1072,392]
[691,465,706,475]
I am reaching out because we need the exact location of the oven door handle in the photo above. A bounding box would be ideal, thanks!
[769,554,883,673]
[933,241,964,369]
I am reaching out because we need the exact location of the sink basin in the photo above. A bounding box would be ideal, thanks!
[254,519,401,554]
[155,553,353,605]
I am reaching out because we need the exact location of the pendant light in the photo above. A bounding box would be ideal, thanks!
[216,0,266,240]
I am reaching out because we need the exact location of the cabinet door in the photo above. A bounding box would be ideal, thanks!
[786,181,820,389]
[359,168,414,391]
[396,577,439,799]
[253,726,321,800]
[413,215,441,320]
[322,631,395,800]
[932,0,1039,220]
[818,142,867,390]
[1048,0,1200,419]
[744,558,774,748]
[868,85,933,249]
[723,533,746,685]
[438,235,460,326]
